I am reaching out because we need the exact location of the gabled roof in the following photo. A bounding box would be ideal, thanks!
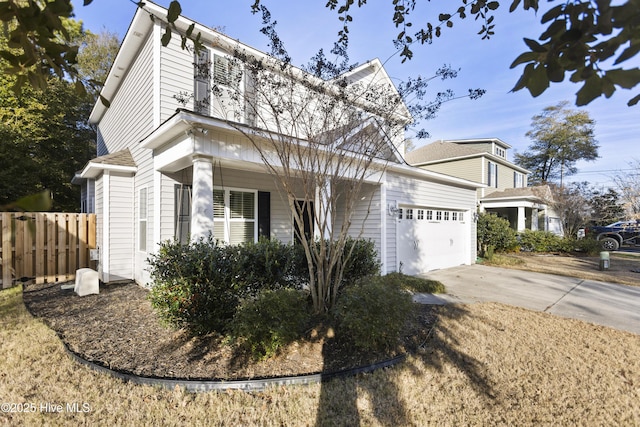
[74,148,137,182]
[405,139,529,174]
[405,140,485,164]
[90,2,412,127]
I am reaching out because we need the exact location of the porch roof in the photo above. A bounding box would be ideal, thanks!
[74,148,138,181]
[481,185,553,204]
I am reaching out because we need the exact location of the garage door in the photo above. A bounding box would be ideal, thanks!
[397,207,469,275]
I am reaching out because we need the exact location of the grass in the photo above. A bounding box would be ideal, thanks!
[2,284,639,425]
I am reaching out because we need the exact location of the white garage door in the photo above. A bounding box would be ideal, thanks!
[397,207,469,275]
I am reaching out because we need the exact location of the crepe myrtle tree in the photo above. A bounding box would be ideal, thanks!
[179,48,434,313]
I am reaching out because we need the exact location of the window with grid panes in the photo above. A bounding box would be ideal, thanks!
[213,189,256,244]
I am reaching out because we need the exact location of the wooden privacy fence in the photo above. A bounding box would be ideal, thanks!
[1,212,96,288]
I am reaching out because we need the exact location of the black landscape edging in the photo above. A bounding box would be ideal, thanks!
[22,286,407,392]
[62,342,406,392]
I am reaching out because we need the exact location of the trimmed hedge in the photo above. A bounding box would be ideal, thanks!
[147,236,380,336]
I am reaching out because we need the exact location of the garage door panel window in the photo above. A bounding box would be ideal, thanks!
[406,209,414,220]
[436,211,442,221]
[417,209,424,220]
[444,211,450,221]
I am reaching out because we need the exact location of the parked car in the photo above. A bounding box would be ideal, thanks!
[585,220,640,251]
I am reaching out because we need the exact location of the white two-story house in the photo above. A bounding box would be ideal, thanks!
[73,1,483,282]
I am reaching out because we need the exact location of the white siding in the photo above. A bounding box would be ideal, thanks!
[108,173,134,282]
[385,172,477,272]
[94,32,156,284]
[159,29,194,122]
[334,183,382,261]
[95,177,104,280]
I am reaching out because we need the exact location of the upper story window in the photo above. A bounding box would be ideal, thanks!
[514,171,524,188]
[194,50,242,115]
[495,146,506,158]
[487,161,498,188]
[213,55,241,88]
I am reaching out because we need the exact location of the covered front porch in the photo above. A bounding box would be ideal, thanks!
[142,109,386,249]
[479,186,562,235]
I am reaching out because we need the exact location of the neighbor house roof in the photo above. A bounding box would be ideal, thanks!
[405,140,485,164]
[405,139,529,174]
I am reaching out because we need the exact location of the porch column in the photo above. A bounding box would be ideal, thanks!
[190,155,214,242]
[517,206,526,232]
[531,208,539,231]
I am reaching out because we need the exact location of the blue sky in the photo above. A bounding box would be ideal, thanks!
[72,1,639,188]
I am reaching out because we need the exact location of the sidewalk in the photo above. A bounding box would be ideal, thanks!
[414,264,640,335]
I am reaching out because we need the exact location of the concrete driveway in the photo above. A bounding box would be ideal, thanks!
[414,264,640,335]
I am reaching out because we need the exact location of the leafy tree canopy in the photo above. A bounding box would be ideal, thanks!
[0,18,100,211]
[514,101,599,186]
[3,1,638,106]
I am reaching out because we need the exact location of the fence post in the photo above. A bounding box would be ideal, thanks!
[35,213,46,284]
[2,213,13,289]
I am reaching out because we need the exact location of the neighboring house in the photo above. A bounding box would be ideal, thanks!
[406,138,563,234]
[73,2,482,283]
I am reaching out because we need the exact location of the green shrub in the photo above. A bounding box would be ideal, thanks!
[477,213,518,257]
[147,236,380,336]
[334,277,413,353]
[571,237,602,255]
[229,289,311,360]
[234,238,304,298]
[147,238,240,335]
[341,237,381,284]
[518,230,566,252]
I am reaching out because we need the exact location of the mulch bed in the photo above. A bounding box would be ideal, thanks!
[22,281,436,380]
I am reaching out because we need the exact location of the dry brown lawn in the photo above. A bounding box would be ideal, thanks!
[2,280,639,426]
[487,252,640,287]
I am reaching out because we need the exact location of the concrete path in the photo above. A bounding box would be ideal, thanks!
[414,264,640,335]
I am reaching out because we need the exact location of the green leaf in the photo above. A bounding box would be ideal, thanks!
[161,27,172,46]
[487,2,499,10]
[509,0,522,13]
[523,38,547,53]
[615,43,640,65]
[541,4,564,24]
[605,68,640,89]
[541,19,567,40]
[167,1,182,23]
[627,93,640,106]
[510,51,539,68]
[511,63,535,92]
[99,94,111,107]
[528,64,550,97]
[601,76,616,98]
[83,0,93,5]
[546,59,564,83]
[576,75,603,106]
[439,13,451,21]
[186,22,195,37]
